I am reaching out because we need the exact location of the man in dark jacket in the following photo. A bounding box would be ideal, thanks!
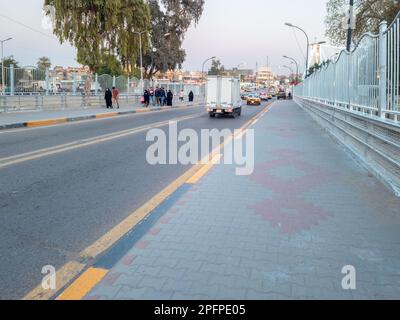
[105,88,113,109]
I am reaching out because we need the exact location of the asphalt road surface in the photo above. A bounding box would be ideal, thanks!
[0,101,271,299]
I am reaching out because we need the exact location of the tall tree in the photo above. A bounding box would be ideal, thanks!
[208,60,225,76]
[44,0,152,73]
[326,0,400,46]
[37,56,52,70]
[0,56,20,68]
[142,0,205,79]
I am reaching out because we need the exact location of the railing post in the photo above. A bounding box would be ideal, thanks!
[45,68,49,96]
[95,73,99,96]
[379,21,388,118]
[72,72,77,96]
[10,64,14,95]
[127,77,130,96]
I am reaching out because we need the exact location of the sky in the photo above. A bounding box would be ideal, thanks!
[0,0,331,75]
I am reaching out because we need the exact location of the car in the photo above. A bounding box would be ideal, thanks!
[247,93,261,105]
[259,92,270,101]
[260,92,273,101]
[277,90,287,100]
[241,93,250,100]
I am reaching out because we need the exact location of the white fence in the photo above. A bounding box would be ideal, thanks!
[0,68,205,112]
[295,12,400,122]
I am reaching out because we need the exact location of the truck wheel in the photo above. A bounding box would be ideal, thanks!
[209,113,215,118]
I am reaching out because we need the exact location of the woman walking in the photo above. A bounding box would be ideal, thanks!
[167,90,174,106]
[105,88,113,109]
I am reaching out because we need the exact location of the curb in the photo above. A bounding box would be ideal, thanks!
[0,103,202,131]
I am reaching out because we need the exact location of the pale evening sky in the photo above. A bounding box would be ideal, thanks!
[0,0,332,75]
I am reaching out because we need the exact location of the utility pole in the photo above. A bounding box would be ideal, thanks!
[346,0,354,52]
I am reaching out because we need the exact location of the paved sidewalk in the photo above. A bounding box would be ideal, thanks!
[0,100,202,129]
[85,100,400,300]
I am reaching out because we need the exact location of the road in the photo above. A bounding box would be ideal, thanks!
[0,101,270,299]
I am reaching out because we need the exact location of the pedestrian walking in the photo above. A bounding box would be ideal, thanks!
[161,88,166,106]
[144,90,150,107]
[179,90,184,102]
[167,90,174,106]
[188,91,194,102]
[112,86,120,109]
[105,88,113,109]
[155,87,161,106]
[149,88,155,106]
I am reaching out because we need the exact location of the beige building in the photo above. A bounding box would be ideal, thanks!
[256,66,274,86]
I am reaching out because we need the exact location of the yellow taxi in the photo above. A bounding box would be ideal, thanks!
[246,93,261,105]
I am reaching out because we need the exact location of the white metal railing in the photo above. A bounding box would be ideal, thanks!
[295,12,400,121]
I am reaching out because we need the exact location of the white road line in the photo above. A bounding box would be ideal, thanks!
[0,113,201,169]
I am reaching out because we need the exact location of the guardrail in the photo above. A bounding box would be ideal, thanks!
[295,12,400,121]
[294,12,400,196]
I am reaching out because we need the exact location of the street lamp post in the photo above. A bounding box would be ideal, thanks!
[201,56,216,98]
[347,0,355,52]
[283,55,299,83]
[133,31,148,91]
[202,56,216,80]
[281,65,295,95]
[285,23,310,77]
[1,37,12,94]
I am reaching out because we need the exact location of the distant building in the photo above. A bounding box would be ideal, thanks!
[256,66,274,86]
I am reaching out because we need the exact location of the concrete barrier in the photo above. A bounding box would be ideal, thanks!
[295,97,400,197]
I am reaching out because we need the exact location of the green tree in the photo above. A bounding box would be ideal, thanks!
[0,56,20,68]
[142,0,205,79]
[208,60,225,76]
[37,56,52,70]
[44,0,152,73]
[326,0,400,46]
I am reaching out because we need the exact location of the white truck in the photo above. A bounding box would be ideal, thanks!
[206,76,242,118]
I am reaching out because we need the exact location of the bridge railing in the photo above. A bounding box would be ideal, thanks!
[295,12,400,122]
[0,68,204,112]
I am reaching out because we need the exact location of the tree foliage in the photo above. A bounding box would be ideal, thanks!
[37,56,52,70]
[326,0,400,46]
[44,0,152,74]
[142,0,205,79]
[0,56,20,68]
[208,59,225,76]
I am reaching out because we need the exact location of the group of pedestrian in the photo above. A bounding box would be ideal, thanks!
[143,87,175,107]
[104,87,120,109]
[179,90,195,103]
[105,85,194,109]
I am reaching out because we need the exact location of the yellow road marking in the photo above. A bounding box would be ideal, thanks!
[56,267,108,301]
[95,113,118,119]
[27,118,67,127]
[24,102,275,300]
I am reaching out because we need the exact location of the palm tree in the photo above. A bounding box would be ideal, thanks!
[37,57,52,71]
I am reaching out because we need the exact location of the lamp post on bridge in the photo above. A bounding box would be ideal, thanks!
[201,56,216,97]
[283,55,299,84]
[285,22,310,78]
[1,37,12,94]
[346,0,355,52]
